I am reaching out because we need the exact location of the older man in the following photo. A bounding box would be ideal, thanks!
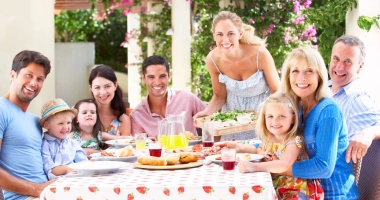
[130,55,206,137]
[329,35,380,199]
[0,50,55,199]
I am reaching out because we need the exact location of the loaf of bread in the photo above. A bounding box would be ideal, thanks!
[179,152,199,163]
[119,145,134,157]
[137,156,167,166]
[162,153,180,165]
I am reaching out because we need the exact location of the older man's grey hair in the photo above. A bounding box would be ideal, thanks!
[334,35,366,63]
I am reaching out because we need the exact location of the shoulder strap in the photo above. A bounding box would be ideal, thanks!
[209,54,222,74]
[256,45,264,70]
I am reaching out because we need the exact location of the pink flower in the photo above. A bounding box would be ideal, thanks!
[261,16,265,21]
[199,28,203,33]
[267,24,275,34]
[204,3,208,6]
[249,19,255,24]
[304,0,312,8]
[123,9,131,16]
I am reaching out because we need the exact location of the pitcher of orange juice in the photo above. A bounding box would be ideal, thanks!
[158,111,188,150]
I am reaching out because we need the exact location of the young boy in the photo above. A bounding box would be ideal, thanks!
[39,98,88,179]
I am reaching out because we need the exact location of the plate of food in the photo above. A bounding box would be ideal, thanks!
[90,146,142,162]
[133,152,202,170]
[185,131,202,146]
[105,138,152,148]
[205,153,264,163]
[69,161,128,174]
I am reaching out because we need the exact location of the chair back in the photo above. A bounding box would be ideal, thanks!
[356,140,380,200]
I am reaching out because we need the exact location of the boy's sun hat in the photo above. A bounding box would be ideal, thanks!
[39,98,78,126]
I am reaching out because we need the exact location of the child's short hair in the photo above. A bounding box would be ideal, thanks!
[256,92,299,152]
[39,98,77,126]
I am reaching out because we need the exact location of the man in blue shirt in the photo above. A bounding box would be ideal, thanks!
[329,35,380,199]
[0,50,55,199]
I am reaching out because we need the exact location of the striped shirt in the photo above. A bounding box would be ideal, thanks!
[329,79,380,139]
[292,98,359,199]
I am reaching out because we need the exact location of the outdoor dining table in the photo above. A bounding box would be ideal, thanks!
[40,162,277,200]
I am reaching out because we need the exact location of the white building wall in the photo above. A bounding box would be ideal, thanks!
[0,0,55,116]
[346,0,380,106]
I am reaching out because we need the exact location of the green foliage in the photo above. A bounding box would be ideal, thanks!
[303,0,357,64]
[357,15,380,32]
[55,9,128,73]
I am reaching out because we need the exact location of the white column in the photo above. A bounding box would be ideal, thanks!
[171,0,191,91]
[0,0,55,115]
[346,0,380,105]
[147,2,162,57]
[127,13,142,108]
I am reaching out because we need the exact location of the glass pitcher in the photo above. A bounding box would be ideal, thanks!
[158,111,188,150]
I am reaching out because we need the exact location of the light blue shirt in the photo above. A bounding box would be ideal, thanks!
[0,97,47,200]
[329,79,380,139]
[292,98,359,199]
[42,133,88,179]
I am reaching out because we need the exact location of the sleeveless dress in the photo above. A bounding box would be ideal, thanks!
[71,131,102,150]
[105,118,121,135]
[210,45,270,141]
[270,136,324,199]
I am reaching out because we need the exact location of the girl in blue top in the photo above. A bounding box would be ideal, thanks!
[279,47,359,199]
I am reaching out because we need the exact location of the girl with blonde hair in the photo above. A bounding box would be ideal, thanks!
[194,11,279,141]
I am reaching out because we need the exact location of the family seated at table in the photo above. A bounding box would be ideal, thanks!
[1,11,380,200]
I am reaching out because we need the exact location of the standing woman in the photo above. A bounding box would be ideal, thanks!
[194,11,279,141]
[279,47,358,199]
[89,65,131,139]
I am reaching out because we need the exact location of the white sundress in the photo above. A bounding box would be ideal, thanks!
[210,45,270,141]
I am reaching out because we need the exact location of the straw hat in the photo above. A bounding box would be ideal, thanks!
[39,98,78,126]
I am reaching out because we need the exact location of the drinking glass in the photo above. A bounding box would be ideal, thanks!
[148,142,162,157]
[202,121,215,148]
[221,148,236,170]
[134,133,147,150]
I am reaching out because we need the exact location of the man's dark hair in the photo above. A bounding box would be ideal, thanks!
[141,55,170,75]
[12,50,51,77]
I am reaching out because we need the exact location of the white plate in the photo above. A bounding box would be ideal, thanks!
[69,161,128,174]
[90,150,142,162]
[105,138,152,148]
[205,153,264,163]
[188,139,202,146]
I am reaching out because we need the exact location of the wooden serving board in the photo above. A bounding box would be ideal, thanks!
[195,117,257,136]
[133,160,203,170]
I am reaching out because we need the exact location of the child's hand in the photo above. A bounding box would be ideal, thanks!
[263,152,278,161]
[237,160,256,173]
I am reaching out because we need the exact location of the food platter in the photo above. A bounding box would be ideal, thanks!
[195,110,258,136]
[205,153,263,164]
[105,138,152,148]
[133,160,203,170]
[90,150,142,162]
[188,139,202,146]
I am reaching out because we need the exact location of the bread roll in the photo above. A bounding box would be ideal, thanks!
[120,145,134,157]
[162,153,180,165]
[138,156,167,166]
[179,152,199,163]
[185,131,195,140]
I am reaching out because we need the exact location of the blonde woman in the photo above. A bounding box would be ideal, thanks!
[279,47,358,199]
[194,11,279,141]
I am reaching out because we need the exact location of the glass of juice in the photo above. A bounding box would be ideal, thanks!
[148,142,162,157]
[134,133,147,150]
[221,148,236,170]
[202,122,215,148]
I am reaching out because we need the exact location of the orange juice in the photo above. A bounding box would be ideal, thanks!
[165,135,188,150]
[135,141,146,150]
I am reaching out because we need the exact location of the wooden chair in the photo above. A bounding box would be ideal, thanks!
[354,140,380,200]
[0,186,4,200]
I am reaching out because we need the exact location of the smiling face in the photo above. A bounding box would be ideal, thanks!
[289,61,320,101]
[90,77,117,105]
[44,112,74,142]
[76,102,97,129]
[10,62,46,105]
[142,64,170,98]
[329,42,363,93]
[213,19,243,52]
[265,102,295,139]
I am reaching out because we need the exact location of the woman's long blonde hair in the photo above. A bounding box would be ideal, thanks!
[279,47,332,107]
[256,92,300,154]
[211,11,266,45]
